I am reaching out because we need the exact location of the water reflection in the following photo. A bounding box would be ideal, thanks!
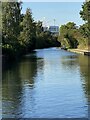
[61,54,79,70]
[61,54,90,115]
[76,55,90,118]
[2,51,43,118]
[78,55,90,105]
[2,48,89,118]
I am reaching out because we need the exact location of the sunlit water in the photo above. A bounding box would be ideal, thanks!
[2,47,90,118]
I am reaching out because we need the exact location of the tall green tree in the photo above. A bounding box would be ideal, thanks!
[2,2,21,45]
[19,8,36,52]
[2,2,22,50]
[80,1,90,22]
[36,21,43,36]
[80,1,90,47]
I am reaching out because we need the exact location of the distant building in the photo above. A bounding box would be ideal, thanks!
[49,26,59,35]
[43,26,59,35]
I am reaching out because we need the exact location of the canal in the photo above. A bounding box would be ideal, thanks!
[2,47,90,118]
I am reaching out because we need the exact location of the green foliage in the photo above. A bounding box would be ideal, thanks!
[79,23,89,38]
[80,1,90,46]
[2,2,60,60]
[36,21,43,36]
[59,22,79,48]
[80,1,90,22]
[34,20,60,49]
[19,8,36,52]
[77,24,88,48]
[36,31,60,49]
[2,1,90,60]
[58,2,90,49]
[2,2,22,58]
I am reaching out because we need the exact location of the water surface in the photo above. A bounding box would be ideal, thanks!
[2,48,89,118]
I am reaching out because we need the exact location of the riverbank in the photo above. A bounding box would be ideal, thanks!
[68,48,90,56]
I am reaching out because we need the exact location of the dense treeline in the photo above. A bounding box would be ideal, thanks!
[2,1,90,60]
[58,1,90,49]
[35,21,60,49]
[2,2,60,60]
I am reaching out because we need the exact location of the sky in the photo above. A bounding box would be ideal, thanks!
[21,2,85,27]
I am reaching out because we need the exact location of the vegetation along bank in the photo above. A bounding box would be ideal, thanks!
[2,1,90,61]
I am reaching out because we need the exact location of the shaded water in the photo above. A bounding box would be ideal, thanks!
[2,48,90,118]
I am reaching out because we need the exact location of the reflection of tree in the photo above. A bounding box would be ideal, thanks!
[19,56,37,86]
[61,54,90,106]
[78,55,90,103]
[61,55,79,70]
[2,51,40,117]
[2,62,23,117]
[78,55,90,118]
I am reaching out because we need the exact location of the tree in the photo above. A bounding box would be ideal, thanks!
[79,23,89,38]
[19,8,36,52]
[2,2,22,56]
[2,2,60,60]
[36,21,43,36]
[80,1,90,47]
[66,22,77,29]
[59,22,78,48]
[80,1,90,22]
